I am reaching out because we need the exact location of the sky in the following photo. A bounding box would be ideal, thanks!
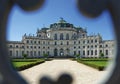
[7,0,115,41]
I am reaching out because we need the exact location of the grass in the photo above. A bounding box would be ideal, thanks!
[13,61,36,67]
[76,58,109,71]
[12,59,45,71]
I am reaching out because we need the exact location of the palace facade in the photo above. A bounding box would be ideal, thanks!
[7,18,115,58]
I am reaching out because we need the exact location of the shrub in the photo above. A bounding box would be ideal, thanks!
[75,54,80,59]
[14,60,45,71]
[43,54,48,58]
[22,54,28,59]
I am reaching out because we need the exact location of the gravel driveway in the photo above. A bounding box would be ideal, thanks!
[19,59,108,84]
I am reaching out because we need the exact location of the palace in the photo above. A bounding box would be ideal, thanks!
[7,18,115,58]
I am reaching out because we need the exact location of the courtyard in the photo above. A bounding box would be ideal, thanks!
[19,59,108,84]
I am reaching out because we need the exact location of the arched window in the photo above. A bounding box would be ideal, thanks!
[16,51,18,56]
[106,50,108,55]
[55,41,57,45]
[67,41,69,45]
[27,51,29,56]
[34,51,36,56]
[10,45,12,48]
[30,51,33,56]
[66,33,69,40]
[60,33,64,40]
[9,51,12,56]
[54,34,57,40]
[87,50,89,55]
[91,50,93,55]
[38,51,40,56]
[95,50,97,55]
[83,50,85,55]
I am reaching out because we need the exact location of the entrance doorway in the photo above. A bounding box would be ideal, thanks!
[60,48,64,56]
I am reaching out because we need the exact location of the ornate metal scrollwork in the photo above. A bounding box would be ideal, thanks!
[0,0,119,84]
[77,0,120,84]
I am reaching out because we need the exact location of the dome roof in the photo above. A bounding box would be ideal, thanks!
[50,18,74,28]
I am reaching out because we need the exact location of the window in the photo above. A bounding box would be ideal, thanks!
[60,33,64,40]
[39,35,41,37]
[48,47,50,49]
[100,50,102,53]
[83,51,85,55]
[16,45,18,48]
[87,40,89,43]
[78,51,80,55]
[47,51,49,55]
[22,46,24,48]
[22,51,24,55]
[55,41,57,45]
[27,46,29,49]
[78,46,80,48]
[38,46,40,49]
[43,41,45,44]
[43,51,45,54]
[91,40,93,43]
[87,46,89,48]
[66,33,69,40]
[91,45,93,48]
[9,51,12,56]
[31,40,32,44]
[27,51,29,56]
[91,50,93,55]
[95,39,97,43]
[31,46,33,49]
[79,41,80,44]
[83,40,85,44]
[87,51,89,55]
[48,42,50,44]
[16,51,18,56]
[34,41,36,44]
[10,45,12,48]
[61,42,63,45]
[74,41,76,44]
[74,46,76,49]
[106,50,108,55]
[34,51,36,56]
[38,51,40,56]
[27,40,29,43]
[30,51,33,56]
[67,41,69,45]
[54,34,57,40]
[38,41,40,44]
[34,46,36,49]
[99,45,102,48]
[74,51,76,55]
[106,44,108,47]
[43,47,45,49]
[95,50,97,55]
[95,45,97,48]
[83,46,85,48]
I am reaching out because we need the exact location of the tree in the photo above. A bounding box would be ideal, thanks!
[43,53,48,59]
[22,54,28,59]
[75,54,80,59]
[99,52,104,58]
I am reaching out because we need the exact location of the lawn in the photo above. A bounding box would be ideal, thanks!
[12,59,45,71]
[13,61,36,67]
[76,58,110,71]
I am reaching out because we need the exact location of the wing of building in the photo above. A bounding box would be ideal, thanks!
[7,18,115,58]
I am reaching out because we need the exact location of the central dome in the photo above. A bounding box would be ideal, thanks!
[58,17,67,23]
[50,18,74,28]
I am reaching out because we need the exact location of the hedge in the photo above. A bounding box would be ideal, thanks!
[13,60,45,71]
[77,60,106,71]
